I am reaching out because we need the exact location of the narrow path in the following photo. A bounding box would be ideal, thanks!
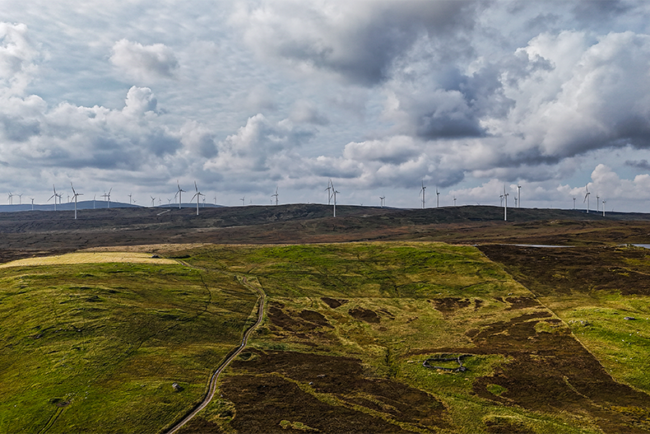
[165,275,266,434]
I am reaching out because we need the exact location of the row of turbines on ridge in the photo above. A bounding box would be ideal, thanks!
[6,180,608,221]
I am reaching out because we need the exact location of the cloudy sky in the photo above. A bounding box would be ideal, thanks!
[2,0,650,211]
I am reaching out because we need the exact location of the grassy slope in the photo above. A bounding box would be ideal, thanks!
[177,243,612,434]
[0,261,258,433]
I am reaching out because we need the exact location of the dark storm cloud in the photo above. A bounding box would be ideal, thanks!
[235,0,479,86]
[625,159,650,170]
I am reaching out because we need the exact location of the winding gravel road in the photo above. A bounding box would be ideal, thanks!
[165,276,266,434]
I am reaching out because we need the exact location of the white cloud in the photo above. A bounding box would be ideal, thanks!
[110,39,179,82]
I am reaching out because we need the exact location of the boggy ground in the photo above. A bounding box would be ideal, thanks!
[480,244,650,399]
[173,242,650,433]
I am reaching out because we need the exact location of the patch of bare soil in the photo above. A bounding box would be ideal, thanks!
[415,311,650,433]
[321,297,348,309]
[430,298,472,315]
[503,296,540,310]
[348,307,380,323]
[176,417,225,434]
[222,350,448,432]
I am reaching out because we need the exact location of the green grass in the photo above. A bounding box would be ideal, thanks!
[0,262,258,433]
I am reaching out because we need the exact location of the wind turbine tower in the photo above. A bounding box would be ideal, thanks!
[272,187,279,206]
[517,185,521,208]
[584,185,590,213]
[380,196,385,208]
[573,197,576,210]
[129,193,132,205]
[596,195,600,212]
[30,198,34,211]
[325,180,333,205]
[503,185,509,221]
[102,188,112,208]
[420,181,426,209]
[7,192,13,205]
[241,197,245,206]
[453,196,456,206]
[150,196,156,207]
[71,182,83,220]
[176,181,185,209]
[602,200,606,217]
[48,186,59,211]
[191,181,204,216]
[333,188,340,217]
[436,187,440,208]
[18,193,23,204]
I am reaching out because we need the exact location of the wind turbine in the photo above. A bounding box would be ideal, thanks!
[150,196,156,207]
[17,193,23,204]
[71,182,82,220]
[573,197,576,210]
[272,187,279,206]
[30,198,34,211]
[175,181,185,209]
[48,185,58,211]
[584,185,590,213]
[325,180,332,205]
[191,181,204,216]
[596,194,600,212]
[167,198,171,205]
[241,197,245,206]
[102,188,112,208]
[453,196,457,206]
[517,185,521,208]
[436,187,440,208]
[380,196,385,207]
[420,181,426,209]
[514,196,518,207]
[214,196,217,205]
[502,185,509,221]
[128,193,132,205]
[333,188,340,217]
[602,200,606,217]
[7,192,13,205]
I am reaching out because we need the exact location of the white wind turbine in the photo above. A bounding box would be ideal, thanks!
[30,198,34,211]
[332,187,340,217]
[517,185,521,208]
[420,181,426,209]
[102,188,112,208]
[602,200,606,217]
[573,197,576,210]
[584,185,590,213]
[17,193,23,204]
[48,185,59,211]
[175,181,185,209]
[436,187,440,208]
[502,185,509,221]
[151,196,156,207]
[71,182,82,220]
[128,193,132,205]
[325,179,333,205]
[596,194,600,212]
[380,196,385,207]
[191,181,204,216]
[241,196,245,206]
[272,187,279,206]
[7,192,13,205]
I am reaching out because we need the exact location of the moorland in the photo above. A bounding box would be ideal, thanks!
[1,205,650,433]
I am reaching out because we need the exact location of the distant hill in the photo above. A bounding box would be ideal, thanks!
[0,200,224,212]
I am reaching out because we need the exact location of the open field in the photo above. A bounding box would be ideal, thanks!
[2,206,650,433]
[162,242,650,434]
[0,258,258,433]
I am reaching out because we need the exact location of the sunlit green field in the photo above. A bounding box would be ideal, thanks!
[0,259,257,433]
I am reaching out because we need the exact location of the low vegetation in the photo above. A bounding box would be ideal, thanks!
[3,242,650,433]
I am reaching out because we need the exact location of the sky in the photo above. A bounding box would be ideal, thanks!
[1,0,650,211]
